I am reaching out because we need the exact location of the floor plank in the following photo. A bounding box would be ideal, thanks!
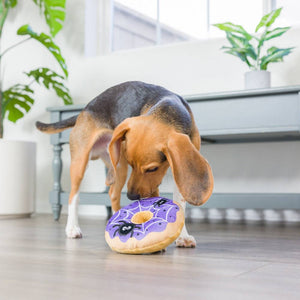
[0,215,299,300]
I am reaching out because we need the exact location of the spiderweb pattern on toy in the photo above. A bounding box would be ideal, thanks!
[106,198,179,242]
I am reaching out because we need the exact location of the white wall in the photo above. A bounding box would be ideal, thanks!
[3,2,300,221]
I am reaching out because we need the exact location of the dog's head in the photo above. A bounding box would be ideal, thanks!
[108,116,214,206]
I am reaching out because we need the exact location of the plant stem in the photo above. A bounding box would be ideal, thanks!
[0,47,2,138]
[27,78,36,87]
[0,4,31,138]
[0,37,31,59]
[0,89,2,139]
[0,59,2,138]
[0,0,9,139]
[0,2,8,38]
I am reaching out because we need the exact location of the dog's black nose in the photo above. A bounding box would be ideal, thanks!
[127,192,140,200]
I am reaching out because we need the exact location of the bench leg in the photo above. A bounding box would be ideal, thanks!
[51,199,62,221]
[51,144,63,221]
[106,206,112,218]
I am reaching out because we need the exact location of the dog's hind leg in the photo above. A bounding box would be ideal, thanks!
[65,112,113,238]
[66,138,89,238]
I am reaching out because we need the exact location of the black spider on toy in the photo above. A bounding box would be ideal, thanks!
[112,220,141,237]
[153,198,168,208]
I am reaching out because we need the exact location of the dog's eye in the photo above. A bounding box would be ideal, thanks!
[146,167,158,173]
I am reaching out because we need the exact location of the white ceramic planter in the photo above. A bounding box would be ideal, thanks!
[0,140,36,218]
[244,70,271,90]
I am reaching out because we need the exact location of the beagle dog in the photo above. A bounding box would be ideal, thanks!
[36,81,214,247]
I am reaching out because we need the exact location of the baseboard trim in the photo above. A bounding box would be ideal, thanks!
[50,192,300,209]
[0,213,32,220]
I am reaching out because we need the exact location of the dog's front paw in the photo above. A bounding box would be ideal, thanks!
[65,224,82,239]
[175,234,196,248]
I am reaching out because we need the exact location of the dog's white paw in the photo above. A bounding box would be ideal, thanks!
[175,234,196,248]
[65,224,82,239]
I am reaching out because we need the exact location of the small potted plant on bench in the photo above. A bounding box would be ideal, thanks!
[214,7,294,89]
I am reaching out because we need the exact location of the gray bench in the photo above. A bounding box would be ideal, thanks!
[47,85,300,220]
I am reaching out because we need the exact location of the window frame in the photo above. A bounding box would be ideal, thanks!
[84,0,282,56]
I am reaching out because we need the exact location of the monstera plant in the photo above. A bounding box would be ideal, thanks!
[214,7,294,89]
[0,0,72,139]
[0,0,72,217]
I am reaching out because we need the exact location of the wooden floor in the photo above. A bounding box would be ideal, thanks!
[0,215,300,300]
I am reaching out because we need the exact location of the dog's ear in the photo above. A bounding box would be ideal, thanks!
[108,120,130,171]
[162,131,214,206]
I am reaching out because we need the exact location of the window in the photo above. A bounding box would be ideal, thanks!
[112,0,208,51]
[209,0,264,35]
[84,0,300,55]
[275,0,300,26]
[113,0,159,51]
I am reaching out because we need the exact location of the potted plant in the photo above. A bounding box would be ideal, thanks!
[214,7,294,89]
[0,0,72,218]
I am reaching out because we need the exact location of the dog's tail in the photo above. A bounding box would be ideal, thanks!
[36,115,78,134]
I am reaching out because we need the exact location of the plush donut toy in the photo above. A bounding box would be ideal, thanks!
[105,197,184,254]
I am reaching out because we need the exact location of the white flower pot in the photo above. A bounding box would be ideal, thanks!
[244,70,271,90]
[0,140,36,218]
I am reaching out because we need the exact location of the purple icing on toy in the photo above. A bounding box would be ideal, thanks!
[106,197,180,243]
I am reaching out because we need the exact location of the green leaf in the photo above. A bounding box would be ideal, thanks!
[222,46,257,61]
[0,0,17,9]
[264,27,290,41]
[266,46,279,55]
[32,0,66,37]
[222,47,252,67]
[225,32,257,60]
[2,84,35,123]
[0,0,17,35]
[25,67,72,105]
[213,22,252,40]
[255,8,282,32]
[32,0,42,10]
[17,24,68,77]
[260,47,294,70]
[8,0,17,7]
[226,32,248,48]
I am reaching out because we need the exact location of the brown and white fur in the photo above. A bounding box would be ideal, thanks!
[36,81,214,247]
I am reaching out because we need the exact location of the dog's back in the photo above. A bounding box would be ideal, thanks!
[84,81,186,128]
[36,81,192,134]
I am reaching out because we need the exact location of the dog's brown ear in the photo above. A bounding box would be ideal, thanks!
[162,131,214,206]
[108,120,130,171]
